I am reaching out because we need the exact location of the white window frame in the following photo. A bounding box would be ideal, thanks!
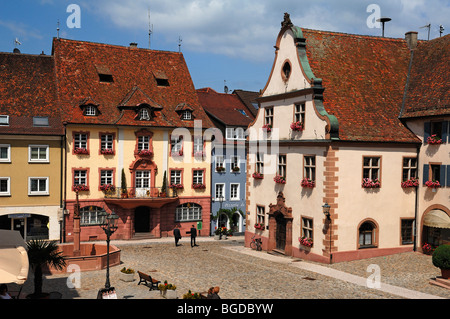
[175,203,202,221]
[0,115,9,125]
[85,105,97,116]
[74,133,88,149]
[139,108,151,121]
[138,136,150,151]
[181,110,192,120]
[28,145,49,163]
[80,206,106,226]
[215,183,225,201]
[193,136,203,153]
[74,170,87,186]
[193,170,204,185]
[230,183,240,201]
[294,103,305,123]
[215,155,225,171]
[170,170,182,185]
[226,127,245,140]
[230,156,240,172]
[0,177,10,196]
[0,144,11,162]
[135,170,151,188]
[256,153,264,174]
[28,177,49,196]
[101,134,114,151]
[100,170,114,186]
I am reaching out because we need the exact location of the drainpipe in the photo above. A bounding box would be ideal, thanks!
[413,144,420,251]
[62,124,68,243]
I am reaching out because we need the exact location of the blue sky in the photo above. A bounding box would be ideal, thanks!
[0,0,448,93]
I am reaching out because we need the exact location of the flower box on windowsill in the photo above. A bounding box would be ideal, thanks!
[425,180,441,188]
[74,147,89,155]
[216,166,226,173]
[170,184,184,189]
[252,172,263,179]
[100,184,116,193]
[299,236,313,248]
[193,151,205,158]
[254,223,265,231]
[301,178,315,188]
[427,134,443,145]
[232,166,240,173]
[361,178,381,188]
[401,178,419,188]
[262,124,272,133]
[171,150,183,157]
[73,184,89,192]
[138,149,153,157]
[273,175,286,184]
[100,149,114,155]
[192,183,206,189]
[290,121,304,132]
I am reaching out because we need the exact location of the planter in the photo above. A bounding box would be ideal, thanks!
[300,244,311,252]
[120,272,135,282]
[440,269,450,279]
[214,234,221,240]
[161,289,177,299]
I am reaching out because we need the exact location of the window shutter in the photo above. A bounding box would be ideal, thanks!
[423,164,429,185]
[441,165,447,186]
[423,122,431,144]
[447,165,450,187]
[442,121,449,143]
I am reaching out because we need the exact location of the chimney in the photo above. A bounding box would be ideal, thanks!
[405,31,418,50]
[13,48,21,54]
[129,42,138,48]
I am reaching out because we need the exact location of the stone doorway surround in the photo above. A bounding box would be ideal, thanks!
[268,192,293,255]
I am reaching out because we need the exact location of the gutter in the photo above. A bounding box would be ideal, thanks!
[414,144,420,252]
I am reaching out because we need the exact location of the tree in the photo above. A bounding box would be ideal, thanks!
[26,239,66,298]
[161,171,167,196]
[121,168,127,195]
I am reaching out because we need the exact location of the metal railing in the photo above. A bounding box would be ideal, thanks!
[103,187,178,199]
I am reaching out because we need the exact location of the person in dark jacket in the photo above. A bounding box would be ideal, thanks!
[173,224,182,246]
[187,224,198,247]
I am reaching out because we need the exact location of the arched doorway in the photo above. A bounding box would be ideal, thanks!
[135,206,151,233]
[275,213,287,251]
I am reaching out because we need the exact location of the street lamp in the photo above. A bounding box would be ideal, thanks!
[99,210,119,289]
[322,202,332,263]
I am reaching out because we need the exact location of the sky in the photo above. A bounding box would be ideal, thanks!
[0,0,448,93]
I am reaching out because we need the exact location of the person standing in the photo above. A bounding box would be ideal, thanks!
[173,224,182,246]
[188,224,198,247]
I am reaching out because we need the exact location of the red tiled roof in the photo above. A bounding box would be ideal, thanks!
[302,29,420,143]
[52,38,214,128]
[197,88,255,127]
[0,52,63,135]
[400,34,450,118]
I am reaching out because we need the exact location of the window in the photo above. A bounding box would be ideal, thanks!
[32,117,49,127]
[0,177,10,196]
[170,136,183,154]
[256,206,265,226]
[226,127,245,140]
[256,153,264,174]
[138,136,150,151]
[170,170,182,185]
[74,133,88,150]
[282,61,291,80]
[264,107,274,126]
[156,78,170,87]
[175,203,202,221]
[230,156,240,172]
[0,115,9,125]
[193,170,204,185]
[98,73,113,83]
[304,156,316,181]
[181,110,192,120]
[215,155,225,172]
[359,221,377,248]
[424,121,448,144]
[74,170,87,186]
[29,145,49,163]
[85,105,97,116]
[230,183,240,201]
[193,136,203,153]
[302,217,313,240]
[278,155,286,178]
[401,219,414,245]
[139,108,151,121]
[402,158,417,181]
[215,183,225,200]
[29,177,49,195]
[80,206,106,226]
[100,134,114,152]
[135,171,150,188]
[0,144,11,162]
[363,156,381,180]
[100,170,114,186]
[294,103,305,124]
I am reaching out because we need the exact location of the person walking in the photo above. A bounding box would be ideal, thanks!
[173,224,182,247]
[187,224,198,247]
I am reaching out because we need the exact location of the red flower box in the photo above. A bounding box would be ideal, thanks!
[74,147,89,155]
[73,184,89,192]
[425,180,440,188]
[301,178,315,188]
[362,178,380,188]
[138,149,153,157]
[192,183,206,189]
[299,236,313,247]
[262,124,272,133]
[401,178,419,188]
[427,134,443,145]
[252,172,263,179]
[290,121,304,132]
[101,148,114,155]
[170,184,184,189]
[100,184,116,192]
[254,223,265,230]
[273,175,286,184]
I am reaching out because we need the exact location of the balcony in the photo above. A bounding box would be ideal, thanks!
[103,187,178,209]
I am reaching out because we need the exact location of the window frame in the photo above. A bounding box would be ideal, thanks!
[175,203,202,222]
[294,103,305,125]
[170,169,183,186]
[215,183,225,201]
[80,206,107,226]
[192,169,205,186]
[0,177,11,196]
[277,154,287,179]
[362,156,381,182]
[0,115,9,125]
[230,155,240,172]
[230,183,240,201]
[99,169,114,186]
[358,220,378,249]
[256,153,264,175]
[303,155,316,181]
[402,157,417,182]
[99,132,115,155]
[256,205,265,227]
[264,107,274,126]
[400,218,415,245]
[301,216,314,243]
[0,144,11,162]
[215,155,225,172]
[28,177,49,196]
[72,132,90,154]
[28,145,49,163]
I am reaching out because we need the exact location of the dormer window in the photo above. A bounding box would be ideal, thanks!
[153,70,169,87]
[96,65,114,83]
[181,110,192,120]
[0,115,9,125]
[84,105,97,116]
[33,116,49,127]
[139,108,151,121]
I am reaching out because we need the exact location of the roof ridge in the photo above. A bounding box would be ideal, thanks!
[300,27,409,42]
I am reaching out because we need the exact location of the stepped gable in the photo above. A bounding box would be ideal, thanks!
[52,38,214,128]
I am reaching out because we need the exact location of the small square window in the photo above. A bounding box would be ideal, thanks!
[85,105,97,116]
[0,177,10,196]
[0,144,11,162]
[29,145,49,163]
[29,177,49,195]
[33,117,49,127]
[0,115,9,125]
[181,110,192,120]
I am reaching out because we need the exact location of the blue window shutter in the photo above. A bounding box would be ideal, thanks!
[442,121,449,143]
[423,164,429,185]
[423,122,431,144]
[447,165,450,187]
[440,165,446,185]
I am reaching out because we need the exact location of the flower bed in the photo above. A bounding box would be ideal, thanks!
[301,178,315,188]
[273,175,286,184]
[290,121,304,132]
[171,150,183,157]
[299,236,313,247]
[361,178,380,188]
[427,134,443,145]
[252,172,263,179]
[425,180,441,188]
[401,178,419,188]
[232,166,240,172]
[74,147,89,155]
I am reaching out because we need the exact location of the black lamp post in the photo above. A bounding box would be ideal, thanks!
[322,202,332,263]
[99,210,119,289]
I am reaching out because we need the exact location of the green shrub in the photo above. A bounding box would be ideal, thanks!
[432,244,450,270]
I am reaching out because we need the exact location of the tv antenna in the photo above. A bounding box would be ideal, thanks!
[224,80,229,94]
[14,37,22,47]
[439,25,445,37]
[420,23,431,40]
[178,36,182,52]
[148,8,153,49]
[376,17,391,37]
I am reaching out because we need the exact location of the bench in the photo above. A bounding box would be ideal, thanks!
[137,271,160,291]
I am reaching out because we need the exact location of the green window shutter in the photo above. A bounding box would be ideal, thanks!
[441,165,447,186]
[423,122,431,144]
[447,165,450,187]
[442,121,449,143]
